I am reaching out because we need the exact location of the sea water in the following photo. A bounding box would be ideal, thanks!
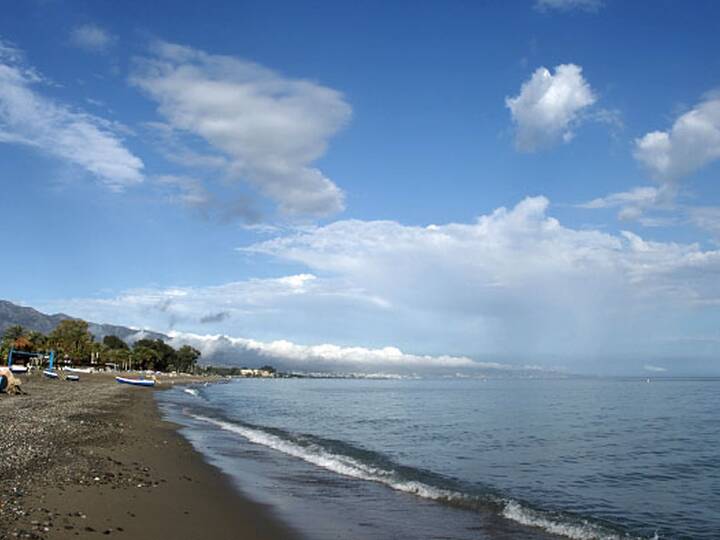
[157,378,720,539]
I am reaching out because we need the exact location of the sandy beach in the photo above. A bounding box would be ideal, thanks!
[0,373,300,540]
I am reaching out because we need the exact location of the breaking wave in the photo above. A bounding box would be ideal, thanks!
[189,413,640,540]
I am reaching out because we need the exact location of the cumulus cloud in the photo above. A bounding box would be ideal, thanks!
[585,95,720,226]
[70,200,720,364]
[131,41,350,218]
[69,24,115,53]
[634,95,720,182]
[535,0,603,12]
[506,64,596,152]
[44,197,720,372]
[0,41,143,189]
[244,197,720,361]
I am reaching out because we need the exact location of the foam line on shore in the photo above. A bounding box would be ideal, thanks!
[189,412,641,540]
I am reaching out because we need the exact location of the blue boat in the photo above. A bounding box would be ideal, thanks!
[43,369,59,379]
[115,376,155,387]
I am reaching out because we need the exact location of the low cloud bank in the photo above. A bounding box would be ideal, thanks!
[164,331,548,375]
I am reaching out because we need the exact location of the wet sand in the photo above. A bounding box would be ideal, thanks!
[0,373,300,540]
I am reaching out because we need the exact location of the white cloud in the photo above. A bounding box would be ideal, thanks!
[580,186,661,211]
[0,41,143,189]
[244,197,720,359]
[581,187,720,234]
[506,64,596,152]
[585,95,720,227]
[166,331,480,370]
[44,272,386,334]
[578,186,670,221]
[634,95,720,182]
[69,24,115,52]
[44,197,720,371]
[131,41,350,217]
[535,0,603,12]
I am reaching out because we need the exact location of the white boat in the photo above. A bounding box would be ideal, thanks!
[43,369,59,379]
[115,376,156,387]
[65,367,93,374]
[66,374,80,382]
[9,365,28,374]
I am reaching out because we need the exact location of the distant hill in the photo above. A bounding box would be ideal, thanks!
[0,300,166,343]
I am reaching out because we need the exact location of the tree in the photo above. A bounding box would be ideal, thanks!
[133,339,176,372]
[103,335,129,351]
[175,345,201,373]
[106,348,132,370]
[50,320,94,363]
[27,331,48,352]
[132,345,159,371]
[1,326,28,361]
[13,336,32,351]
[3,325,25,342]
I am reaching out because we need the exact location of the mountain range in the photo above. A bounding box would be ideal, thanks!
[0,299,165,343]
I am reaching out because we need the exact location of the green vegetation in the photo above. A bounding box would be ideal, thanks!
[1,322,201,373]
[50,319,94,362]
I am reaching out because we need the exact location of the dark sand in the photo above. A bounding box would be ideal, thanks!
[0,373,300,540]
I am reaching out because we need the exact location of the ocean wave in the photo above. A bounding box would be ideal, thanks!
[188,412,642,540]
[501,501,631,540]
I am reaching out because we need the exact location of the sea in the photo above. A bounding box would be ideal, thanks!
[156,377,720,539]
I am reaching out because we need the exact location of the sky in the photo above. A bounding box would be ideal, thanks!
[2,0,720,375]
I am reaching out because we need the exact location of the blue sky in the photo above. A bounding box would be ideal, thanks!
[2,0,720,375]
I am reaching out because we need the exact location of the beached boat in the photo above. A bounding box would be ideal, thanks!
[9,365,29,374]
[43,369,59,379]
[65,367,93,374]
[66,374,80,382]
[115,376,155,387]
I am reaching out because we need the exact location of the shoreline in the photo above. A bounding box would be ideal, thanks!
[0,374,300,540]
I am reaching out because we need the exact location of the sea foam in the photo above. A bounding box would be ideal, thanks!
[189,413,641,540]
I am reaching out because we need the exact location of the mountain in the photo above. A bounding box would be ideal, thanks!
[0,300,166,343]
